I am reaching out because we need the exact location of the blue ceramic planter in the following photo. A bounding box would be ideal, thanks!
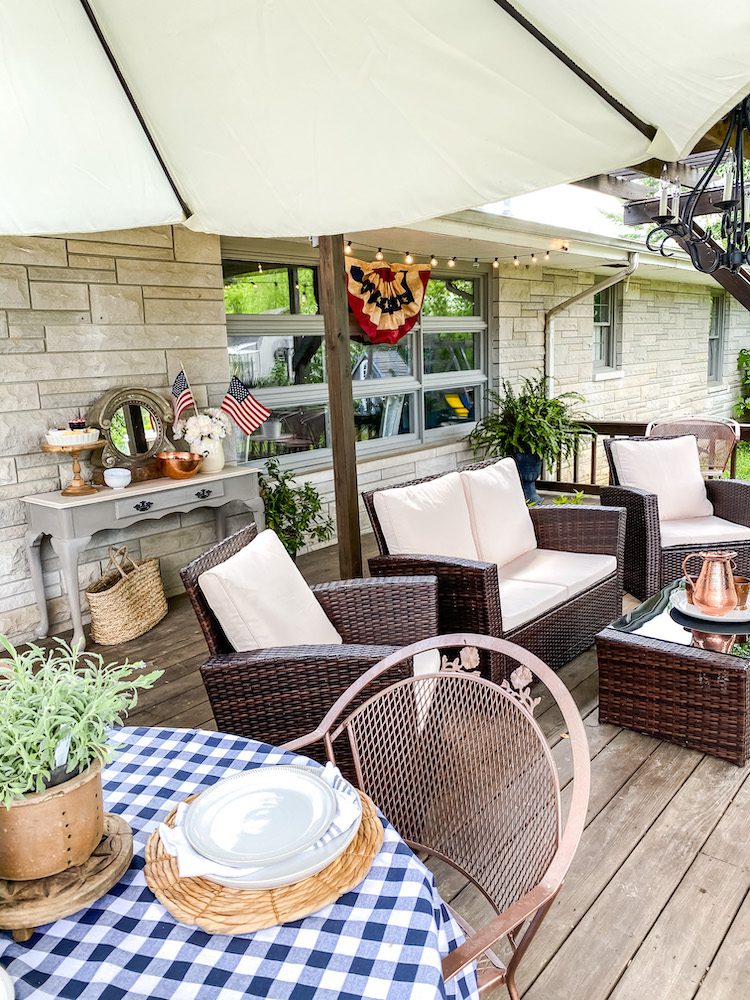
[513,452,543,504]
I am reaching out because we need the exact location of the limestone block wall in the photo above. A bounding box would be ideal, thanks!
[0,226,231,642]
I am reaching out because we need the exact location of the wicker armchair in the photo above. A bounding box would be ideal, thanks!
[180,525,439,761]
[285,633,590,999]
[363,458,625,680]
[602,435,750,600]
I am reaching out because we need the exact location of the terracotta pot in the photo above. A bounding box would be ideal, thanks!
[0,761,104,881]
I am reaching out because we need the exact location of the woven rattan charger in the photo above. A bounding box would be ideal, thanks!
[145,790,383,934]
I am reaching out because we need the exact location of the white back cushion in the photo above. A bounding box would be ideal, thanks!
[373,471,478,559]
[460,458,538,566]
[609,436,713,521]
[198,529,342,651]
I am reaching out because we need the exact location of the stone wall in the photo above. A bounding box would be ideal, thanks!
[0,226,231,641]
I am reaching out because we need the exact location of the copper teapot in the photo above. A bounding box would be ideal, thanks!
[682,550,738,616]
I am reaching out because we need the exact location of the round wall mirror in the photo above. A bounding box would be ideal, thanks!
[88,388,174,480]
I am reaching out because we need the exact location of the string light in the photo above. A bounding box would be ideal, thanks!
[544,251,550,261]
[257,263,263,273]
[375,248,384,260]
[473,257,479,269]
[404,251,414,264]
[448,257,456,267]
[530,253,537,264]
[513,256,520,267]
[430,254,438,267]
[345,240,352,255]
[492,257,499,269]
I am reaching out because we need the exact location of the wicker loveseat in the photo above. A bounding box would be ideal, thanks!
[181,524,439,759]
[363,457,625,681]
[602,434,750,600]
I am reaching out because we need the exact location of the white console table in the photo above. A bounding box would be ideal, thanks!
[23,466,264,650]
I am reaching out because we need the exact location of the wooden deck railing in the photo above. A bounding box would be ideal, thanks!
[539,420,750,494]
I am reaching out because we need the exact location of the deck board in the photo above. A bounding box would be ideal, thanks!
[23,535,750,997]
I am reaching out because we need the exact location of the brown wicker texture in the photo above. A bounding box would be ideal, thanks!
[144,790,383,934]
[284,633,590,999]
[180,526,440,763]
[85,546,167,645]
[597,628,750,765]
[646,417,739,476]
[603,436,750,600]
[362,457,625,680]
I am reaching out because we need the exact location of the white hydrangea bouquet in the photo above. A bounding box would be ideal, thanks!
[173,408,231,451]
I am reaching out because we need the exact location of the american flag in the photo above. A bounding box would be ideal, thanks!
[220,375,271,435]
[171,369,195,422]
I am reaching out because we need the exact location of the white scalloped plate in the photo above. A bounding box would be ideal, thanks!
[672,589,750,624]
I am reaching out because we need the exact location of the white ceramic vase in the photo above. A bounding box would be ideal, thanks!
[198,439,225,474]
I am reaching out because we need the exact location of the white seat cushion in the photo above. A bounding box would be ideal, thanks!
[498,577,568,631]
[198,529,343,652]
[498,549,617,601]
[460,458,538,567]
[373,471,478,560]
[660,516,750,548]
[609,436,713,521]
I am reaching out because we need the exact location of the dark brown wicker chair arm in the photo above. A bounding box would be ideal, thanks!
[201,644,400,761]
[311,576,438,646]
[369,553,503,636]
[706,479,750,527]
[529,504,625,556]
[600,484,661,599]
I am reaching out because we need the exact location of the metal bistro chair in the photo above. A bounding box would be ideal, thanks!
[646,417,740,478]
[286,633,590,999]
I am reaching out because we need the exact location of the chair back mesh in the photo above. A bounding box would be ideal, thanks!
[343,671,560,915]
[646,418,739,476]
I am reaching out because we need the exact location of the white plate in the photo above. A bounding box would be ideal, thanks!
[0,967,14,1000]
[184,766,338,867]
[672,588,750,624]
[206,807,362,890]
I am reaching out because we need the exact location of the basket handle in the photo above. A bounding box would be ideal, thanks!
[106,545,138,578]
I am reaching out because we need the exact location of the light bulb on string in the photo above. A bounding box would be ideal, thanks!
[430,254,438,267]
[257,263,263,273]
[345,241,352,255]
[448,257,456,268]
[513,256,520,267]
[530,253,537,264]
[404,251,414,264]
[473,257,479,269]
[492,257,499,269]
[544,251,550,261]
[375,248,384,261]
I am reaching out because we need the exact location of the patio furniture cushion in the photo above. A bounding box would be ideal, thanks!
[659,515,750,548]
[460,458,538,567]
[498,549,617,601]
[197,529,343,651]
[497,578,568,631]
[608,436,713,521]
[372,471,478,560]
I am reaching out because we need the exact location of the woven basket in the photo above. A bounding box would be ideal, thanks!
[85,546,167,645]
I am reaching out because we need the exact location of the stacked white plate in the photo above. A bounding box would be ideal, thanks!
[672,589,750,624]
[164,764,362,890]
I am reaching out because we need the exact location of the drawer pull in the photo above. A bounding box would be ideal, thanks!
[134,500,154,512]
[195,488,212,500]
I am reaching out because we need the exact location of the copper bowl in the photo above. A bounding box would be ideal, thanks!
[157,451,204,479]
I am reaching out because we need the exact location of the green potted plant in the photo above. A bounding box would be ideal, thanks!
[0,636,161,881]
[468,373,586,503]
[259,458,335,558]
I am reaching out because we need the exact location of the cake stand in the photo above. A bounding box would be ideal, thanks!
[41,440,106,497]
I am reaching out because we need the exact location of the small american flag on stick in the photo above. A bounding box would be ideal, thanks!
[220,375,271,435]
[171,369,195,422]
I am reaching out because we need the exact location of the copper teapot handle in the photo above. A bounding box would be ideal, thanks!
[682,553,702,585]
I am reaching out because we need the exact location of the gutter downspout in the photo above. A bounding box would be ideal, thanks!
[544,251,639,394]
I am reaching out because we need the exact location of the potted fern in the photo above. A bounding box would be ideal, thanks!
[0,637,161,881]
[468,373,586,503]
[259,458,335,558]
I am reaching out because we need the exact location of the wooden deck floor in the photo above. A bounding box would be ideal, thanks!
[39,537,750,999]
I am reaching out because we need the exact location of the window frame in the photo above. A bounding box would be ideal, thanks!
[593,283,622,372]
[223,258,488,467]
[708,292,727,384]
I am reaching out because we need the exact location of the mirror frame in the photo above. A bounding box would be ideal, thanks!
[88,388,174,476]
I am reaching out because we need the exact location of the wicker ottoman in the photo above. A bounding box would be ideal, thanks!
[596,581,750,765]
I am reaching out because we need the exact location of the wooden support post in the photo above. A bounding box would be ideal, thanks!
[318,234,363,579]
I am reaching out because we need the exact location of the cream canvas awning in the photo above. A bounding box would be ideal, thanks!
[2,0,750,237]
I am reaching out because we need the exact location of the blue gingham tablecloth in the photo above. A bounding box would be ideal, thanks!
[0,727,478,1000]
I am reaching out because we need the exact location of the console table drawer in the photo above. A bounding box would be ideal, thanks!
[114,481,226,519]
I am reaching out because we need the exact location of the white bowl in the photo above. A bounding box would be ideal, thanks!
[103,468,132,490]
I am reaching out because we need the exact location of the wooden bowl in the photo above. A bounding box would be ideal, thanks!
[157,451,204,479]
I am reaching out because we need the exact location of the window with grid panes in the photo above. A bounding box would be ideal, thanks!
[708,293,726,383]
[223,261,487,465]
[593,284,621,371]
